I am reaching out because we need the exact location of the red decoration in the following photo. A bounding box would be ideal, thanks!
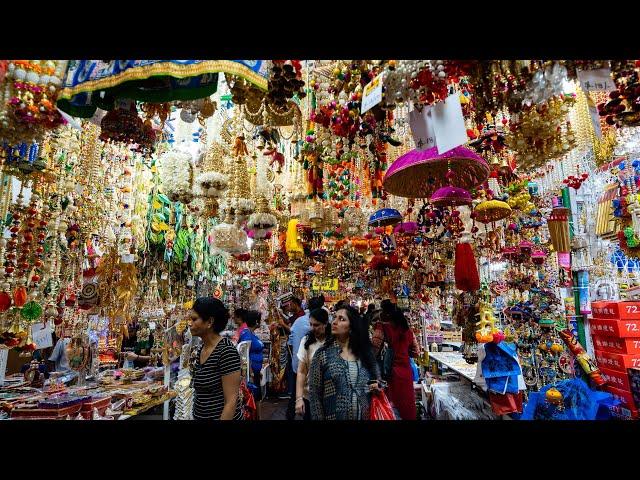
[0,291,11,311]
[13,286,27,307]
[454,243,480,292]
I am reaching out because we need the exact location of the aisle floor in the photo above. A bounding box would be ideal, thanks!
[129,397,298,420]
[260,397,298,420]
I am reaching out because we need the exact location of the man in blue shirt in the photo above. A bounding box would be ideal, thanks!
[48,336,71,373]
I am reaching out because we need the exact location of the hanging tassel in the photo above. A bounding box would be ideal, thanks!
[455,242,480,292]
[285,219,304,259]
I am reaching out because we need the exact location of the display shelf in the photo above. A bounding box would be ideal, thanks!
[118,391,177,420]
[428,351,477,382]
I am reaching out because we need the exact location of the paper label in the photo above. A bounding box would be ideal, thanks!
[31,322,53,349]
[160,272,168,280]
[577,68,615,92]
[360,72,384,114]
[432,93,468,154]
[120,253,135,264]
[409,105,436,151]
[0,349,7,386]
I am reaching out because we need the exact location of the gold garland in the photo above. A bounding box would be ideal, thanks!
[59,60,268,99]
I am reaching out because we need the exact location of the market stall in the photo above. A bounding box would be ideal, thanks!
[1,59,639,420]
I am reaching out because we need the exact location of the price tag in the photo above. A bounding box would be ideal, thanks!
[432,93,468,154]
[577,68,615,92]
[120,253,135,264]
[360,72,384,114]
[409,104,435,151]
[31,322,53,349]
[160,272,169,280]
[0,349,7,386]
[186,279,195,287]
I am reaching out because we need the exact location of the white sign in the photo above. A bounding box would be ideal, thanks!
[577,68,615,92]
[409,104,435,151]
[0,349,7,386]
[432,93,468,154]
[120,253,135,264]
[56,108,83,130]
[360,72,384,114]
[31,323,53,349]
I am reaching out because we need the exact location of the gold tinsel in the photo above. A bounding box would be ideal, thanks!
[95,246,139,326]
[588,91,618,166]
[77,121,107,237]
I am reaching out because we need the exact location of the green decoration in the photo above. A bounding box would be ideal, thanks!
[20,301,43,321]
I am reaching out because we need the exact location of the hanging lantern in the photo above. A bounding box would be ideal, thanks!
[380,233,397,255]
[247,196,277,239]
[531,250,547,265]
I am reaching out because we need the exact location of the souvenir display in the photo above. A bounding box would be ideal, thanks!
[0,58,637,421]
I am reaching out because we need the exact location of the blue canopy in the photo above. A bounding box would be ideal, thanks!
[368,208,403,227]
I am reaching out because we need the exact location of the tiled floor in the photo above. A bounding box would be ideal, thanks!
[259,397,295,420]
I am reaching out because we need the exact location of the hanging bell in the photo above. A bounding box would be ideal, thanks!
[499,157,512,174]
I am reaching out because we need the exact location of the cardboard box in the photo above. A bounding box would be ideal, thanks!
[599,367,632,392]
[79,396,112,420]
[629,368,640,406]
[591,301,640,320]
[594,350,640,372]
[608,404,639,420]
[589,317,640,338]
[592,335,640,355]
[604,384,639,410]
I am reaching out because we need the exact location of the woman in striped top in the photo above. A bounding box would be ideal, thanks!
[189,297,243,420]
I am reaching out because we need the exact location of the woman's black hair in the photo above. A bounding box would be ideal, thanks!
[329,305,378,377]
[234,308,248,321]
[193,297,230,333]
[245,310,261,328]
[391,308,410,331]
[308,295,325,310]
[380,299,409,331]
[305,308,330,350]
[333,299,349,311]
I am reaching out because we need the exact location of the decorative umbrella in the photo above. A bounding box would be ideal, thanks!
[368,208,403,227]
[429,186,472,207]
[57,60,268,118]
[474,199,512,224]
[383,146,489,199]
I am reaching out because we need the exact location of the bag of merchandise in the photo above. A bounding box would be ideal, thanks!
[239,380,257,420]
[370,391,397,420]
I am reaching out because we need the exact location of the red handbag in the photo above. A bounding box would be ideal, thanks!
[239,381,257,420]
[370,391,397,420]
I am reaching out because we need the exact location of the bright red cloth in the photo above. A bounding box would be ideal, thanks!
[381,323,417,420]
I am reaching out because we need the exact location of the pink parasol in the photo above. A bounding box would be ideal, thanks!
[429,186,472,207]
[383,146,489,199]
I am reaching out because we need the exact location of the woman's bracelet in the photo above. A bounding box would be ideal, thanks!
[296,397,304,401]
